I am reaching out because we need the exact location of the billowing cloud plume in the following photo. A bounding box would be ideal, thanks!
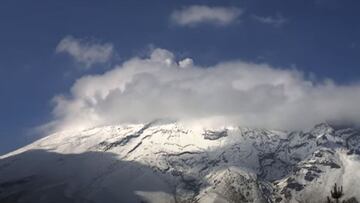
[171,5,243,27]
[252,14,288,27]
[49,48,360,132]
[56,36,114,68]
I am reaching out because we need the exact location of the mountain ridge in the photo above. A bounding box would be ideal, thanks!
[0,121,359,203]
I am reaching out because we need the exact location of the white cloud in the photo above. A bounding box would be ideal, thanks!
[56,36,114,69]
[252,14,288,27]
[171,5,243,27]
[48,48,360,132]
[179,58,194,68]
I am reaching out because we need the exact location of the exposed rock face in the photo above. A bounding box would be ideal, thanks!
[203,129,228,140]
[0,122,360,203]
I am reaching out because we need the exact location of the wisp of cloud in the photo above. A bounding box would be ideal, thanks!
[56,36,114,69]
[171,5,242,26]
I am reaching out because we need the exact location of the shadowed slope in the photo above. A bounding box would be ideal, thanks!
[0,150,175,203]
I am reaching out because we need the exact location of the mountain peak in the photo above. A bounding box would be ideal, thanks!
[312,122,334,134]
[0,123,359,202]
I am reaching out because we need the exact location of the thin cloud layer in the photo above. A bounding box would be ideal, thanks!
[56,36,114,69]
[49,48,360,132]
[252,14,288,27]
[171,5,243,26]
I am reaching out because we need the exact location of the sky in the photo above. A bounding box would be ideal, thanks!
[1,0,360,154]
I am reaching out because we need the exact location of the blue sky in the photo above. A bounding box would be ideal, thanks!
[1,0,360,154]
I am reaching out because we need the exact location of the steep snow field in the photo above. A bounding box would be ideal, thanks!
[0,122,359,202]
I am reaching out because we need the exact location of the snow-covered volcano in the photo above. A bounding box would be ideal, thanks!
[0,122,360,203]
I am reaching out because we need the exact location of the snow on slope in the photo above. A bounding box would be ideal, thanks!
[0,122,359,203]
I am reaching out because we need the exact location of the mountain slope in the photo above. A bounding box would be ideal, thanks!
[0,122,359,203]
